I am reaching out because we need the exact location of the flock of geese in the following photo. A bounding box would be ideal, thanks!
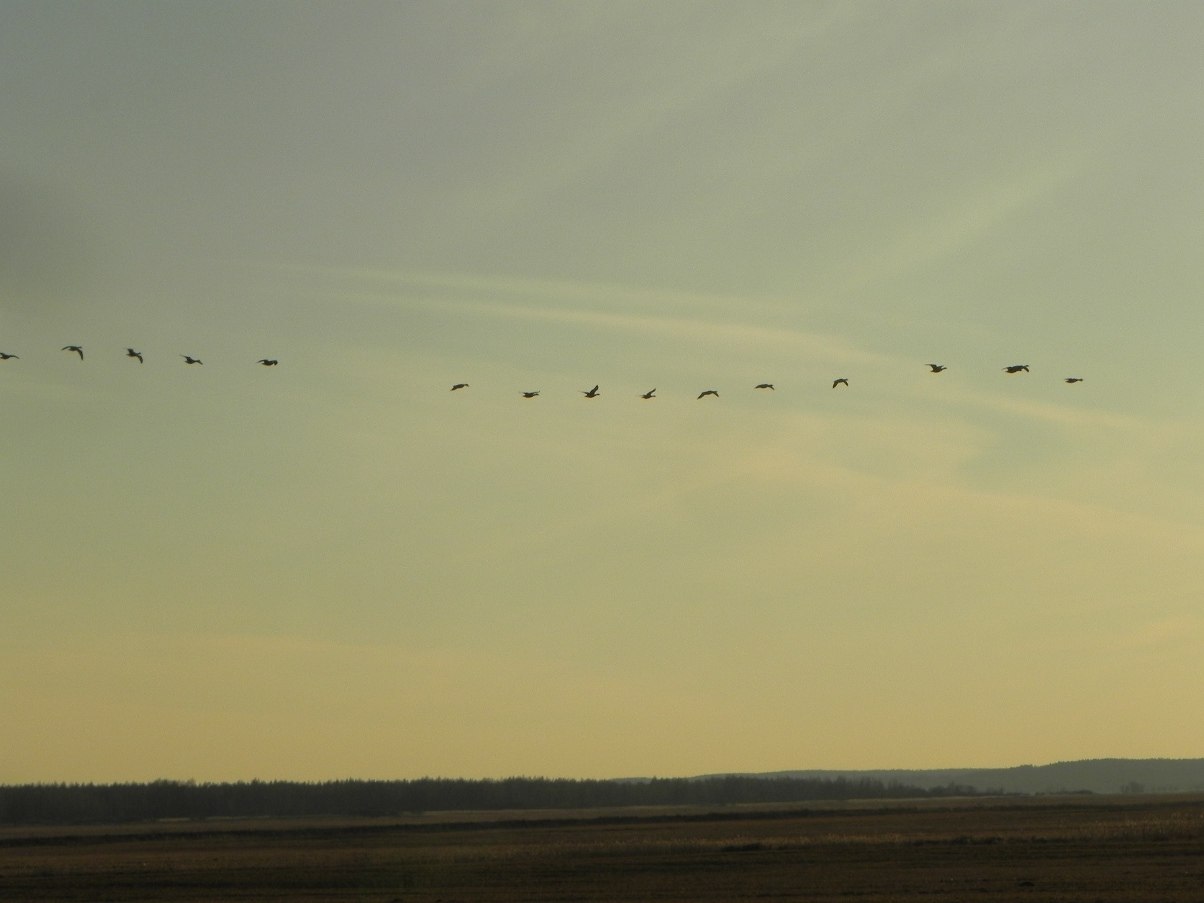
[0,349,1086,395]
[453,364,1084,399]
[0,346,279,366]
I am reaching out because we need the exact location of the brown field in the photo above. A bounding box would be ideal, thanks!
[2,794,1203,901]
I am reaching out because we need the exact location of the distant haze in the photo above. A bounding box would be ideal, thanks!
[714,759,1204,796]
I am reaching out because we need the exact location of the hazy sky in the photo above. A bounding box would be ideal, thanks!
[3,0,1204,784]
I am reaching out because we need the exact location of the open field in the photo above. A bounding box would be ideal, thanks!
[2,794,1203,901]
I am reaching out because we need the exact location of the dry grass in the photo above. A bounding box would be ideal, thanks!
[3,794,1204,901]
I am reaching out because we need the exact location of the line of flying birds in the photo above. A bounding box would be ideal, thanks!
[451,364,1084,398]
[0,346,278,366]
[0,350,1086,393]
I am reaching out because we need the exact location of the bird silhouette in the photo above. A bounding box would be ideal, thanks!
[126,348,143,363]
[832,378,849,388]
[62,345,84,360]
[180,355,203,365]
[927,364,946,373]
[521,390,540,398]
[755,383,775,390]
[640,388,656,399]
[257,359,279,366]
[1003,365,1029,373]
[1065,377,1084,383]
[582,385,600,398]
[697,389,719,399]
[450,382,469,390]
[0,352,18,360]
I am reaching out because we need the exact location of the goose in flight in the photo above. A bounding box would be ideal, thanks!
[1064,377,1084,383]
[832,378,849,388]
[581,385,600,398]
[640,388,656,399]
[450,382,469,390]
[927,364,946,373]
[180,355,203,365]
[755,383,775,390]
[62,345,84,360]
[0,352,18,360]
[697,389,719,399]
[126,348,143,363]
[257,359,279,367]
[1003,365,1029,373]
[521,390,540,398]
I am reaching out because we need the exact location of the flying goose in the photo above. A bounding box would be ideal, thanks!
[521,390,540,398]
[927,364,946,373]
[1003,365,1029,373]
[257,359,279,366]
[180,355,203,365]
[581,385,600,398]
[832,378,849,388]
[640,388,656,399]
[697,389,719,399]
[1064,377,1084,383]
[450,382,469,390]
[126,348,143,363]
[755,383,775,390]
[0,352,18,360]
[62,345,84,360]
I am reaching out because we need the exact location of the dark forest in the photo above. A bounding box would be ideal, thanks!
[0,775,977,825]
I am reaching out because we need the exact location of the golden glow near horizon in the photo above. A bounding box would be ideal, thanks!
[3,1,1204,784]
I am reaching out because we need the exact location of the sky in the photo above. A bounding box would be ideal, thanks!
[3,0,1204,784]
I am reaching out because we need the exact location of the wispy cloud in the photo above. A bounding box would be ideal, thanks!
[280,263,894,368]
[434,297,890,366]
[287,262,784,314]
[930,381,1148,432]
[834,154,1090,296]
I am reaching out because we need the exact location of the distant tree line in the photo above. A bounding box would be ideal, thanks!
[0,775,979,825]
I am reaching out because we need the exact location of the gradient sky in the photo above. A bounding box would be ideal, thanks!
[3,0,1203,784]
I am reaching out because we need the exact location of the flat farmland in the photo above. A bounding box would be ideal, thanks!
[2,794,1203,901]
